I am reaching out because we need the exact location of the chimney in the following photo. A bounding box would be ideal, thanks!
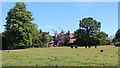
[68,30,70,36]
[55,33,58,37]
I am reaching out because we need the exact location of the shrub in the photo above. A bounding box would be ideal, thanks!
[115,42,120,47]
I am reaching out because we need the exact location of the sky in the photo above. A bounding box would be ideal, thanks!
[1,2,118,36]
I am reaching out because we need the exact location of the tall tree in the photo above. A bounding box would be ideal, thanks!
[113,37,116,45]
[4,2,35,49]
[112,29,120,47]
[115,29,120,42]
[74,29,87,46]
[74,17,101,48]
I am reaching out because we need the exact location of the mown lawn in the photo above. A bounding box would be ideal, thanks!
[1,45,118,66]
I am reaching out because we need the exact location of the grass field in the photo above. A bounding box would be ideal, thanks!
[1,45,119,66]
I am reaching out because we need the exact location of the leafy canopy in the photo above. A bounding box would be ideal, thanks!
[4,2,35,47]
[75,17,101,46]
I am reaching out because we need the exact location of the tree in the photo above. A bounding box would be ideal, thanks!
[115,29,120,42]
[112,29,120,47]
[4,2,35,49]
[96,31,108,45]
[106,37,112,45]
[41,32,50,47]
[74,17,101,48]
[0,33,8,50]
[49,35,53,42]
[32,28,53,48]
[74,29,87,47]
[64,38,70,46]
[113,37,117,45]
[32,26,42,47]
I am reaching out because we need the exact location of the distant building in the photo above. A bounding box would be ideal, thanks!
[52,31,76,46]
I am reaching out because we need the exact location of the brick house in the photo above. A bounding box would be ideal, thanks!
[53,31,76,46]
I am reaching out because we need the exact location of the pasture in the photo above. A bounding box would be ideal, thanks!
[1,45,118,66]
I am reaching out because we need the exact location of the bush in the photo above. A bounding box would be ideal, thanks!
[75,45,78,48]
[71,45,73,48]
[2,35,8,50]
[115,42,120,47]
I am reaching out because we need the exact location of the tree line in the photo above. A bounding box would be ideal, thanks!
[1,2,52,50]
[1,2,119,49]
[113,29,120,47]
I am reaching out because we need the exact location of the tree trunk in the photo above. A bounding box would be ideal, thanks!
[85,45,87,48]
[113,42,115,45]
[88,45,91,48]
[75,45,78,48]
[95,45,97,48]
[71,45,73,48]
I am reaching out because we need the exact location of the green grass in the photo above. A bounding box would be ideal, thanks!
[2,45,118,66]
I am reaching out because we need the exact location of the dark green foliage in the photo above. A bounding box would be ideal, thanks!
[64,38,70,46]
[74,17,101,47]
[74,29,87,46]
[106,37,112,45]
[49,35,53,43]
[114,42,120,47]
[113,37,116,45]
[41,32,50,47]
[0,33,8,50]
[32,27,42,47]
[74,17,109,47]
[113,29,120,47]
[32,29,53,48]
[4,2,35,49]
[115,29,120,42]
[96,31,108,45]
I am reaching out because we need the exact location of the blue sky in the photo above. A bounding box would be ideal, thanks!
[1,2,118,36]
